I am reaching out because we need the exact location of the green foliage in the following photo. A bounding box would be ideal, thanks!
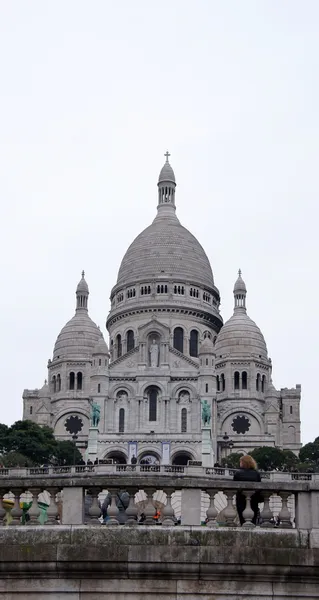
[0,420,82,466]
[54,440,82,466]
[0,451,34,468]
[299,441,319,463]
[251,446,298,471]
[221,452,244,468]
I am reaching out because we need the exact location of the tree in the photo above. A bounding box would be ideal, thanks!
[299,441,319,464]
[221,453,244,468]
[0,451,34,468]
[251,446,298,471]
[54,440,82,466]
[5,421,57,465]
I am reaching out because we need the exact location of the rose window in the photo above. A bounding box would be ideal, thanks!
[231,415,251,435]
[65,415,83,435]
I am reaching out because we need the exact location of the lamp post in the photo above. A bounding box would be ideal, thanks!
[72,434,78,466]
[219,431,234,464]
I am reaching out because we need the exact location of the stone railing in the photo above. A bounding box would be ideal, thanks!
[0,472,317,536]
[0,464,317,481]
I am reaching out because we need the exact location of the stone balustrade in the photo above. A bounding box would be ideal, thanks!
[0,472,318,536]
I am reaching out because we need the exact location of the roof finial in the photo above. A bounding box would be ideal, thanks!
[164,150,170,162]
[238,268,242,277]
[81,270,85,278]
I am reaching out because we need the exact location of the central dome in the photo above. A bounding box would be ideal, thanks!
[116,155,215,290]
[117,216,214,289]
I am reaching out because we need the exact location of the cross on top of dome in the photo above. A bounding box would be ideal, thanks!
[164,150,170,162]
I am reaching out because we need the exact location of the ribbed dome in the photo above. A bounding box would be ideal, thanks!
[53,312,101,360]
[234,270,246,293]
[93,336,109,355]
[117,214,214,288]
[199,337,215,354]
[76,271,89,293]
[215,312,268,359]
[39,381,49,397]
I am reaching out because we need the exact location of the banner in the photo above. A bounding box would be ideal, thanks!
[128,441,138,464]
[161,441,170,465]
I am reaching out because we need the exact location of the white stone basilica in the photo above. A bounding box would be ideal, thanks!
[22,155,301,464]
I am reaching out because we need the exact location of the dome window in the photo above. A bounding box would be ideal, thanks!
[242,371,247,390]
[117,292,124,303]
[52,375,56,393]
[203,292,211,303]
[173,327,184,353]
[157,284,168,293]
[221,373,225,391]
[189,330,198,357]
[76,372,83,390]
[127,288,136,299]
[256,373,261,391]
[119,408,125,433]
[217,375,220,392]
[57,374,61,392]
[261,375,266,393]
[190,287,199,298]
[181,408,187,433]
[140,285,151,295]
[174,285,184,295]
[126,330,135,352]
[98,384,101,393]
[69,372,75,391]
[234,371,240,390]
[116,334,122,358]
[203,331,212,339]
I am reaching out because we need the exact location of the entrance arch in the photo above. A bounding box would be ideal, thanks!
[104,451,127,465]
[172,451,194,466]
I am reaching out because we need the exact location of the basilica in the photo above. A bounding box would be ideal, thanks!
[22,155,301,465]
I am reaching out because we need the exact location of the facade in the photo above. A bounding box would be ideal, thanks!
[22,155,301,463]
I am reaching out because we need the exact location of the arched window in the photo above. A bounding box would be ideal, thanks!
[205,358,208,366]
[77,372,83,390]
[181,408,187,433]
[234,371,240,390]
[98,358,102,366]
[242,371,247,390]
[98,384,101,393]
[221,373,225,391]
[217,375,220,392]
[56,374,61,392]
[126,330,135,352]
[116,334,122,358]
[205,383,208,393]
[189,330,199,357]
[52,375,56,393]
[256,373,261,391]
[290,405,293,415]
[173,327,184,353]
[148,386,158,421]
[261,375,266,393]
[69,372,75,391]
[119,408,125,433]
[30,406,33,415]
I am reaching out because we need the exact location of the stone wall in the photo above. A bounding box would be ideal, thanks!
[0,526,319,599]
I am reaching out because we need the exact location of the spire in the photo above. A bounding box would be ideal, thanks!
[76,271,89,312]
[157,151,177,217]
[233,269,247,312]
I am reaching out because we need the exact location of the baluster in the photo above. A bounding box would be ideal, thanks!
[260,492,274,527]
[10,489,23,525]
[144,488,156,525]
[125,489,138,526]
[242,491,255,528]
[107,491,120,525]
[46,488,59,525]
[0,490,5,526]
[223,490,237,526]
[28,488,41,525]
[278,492,292,528]
[161,489,175,526]
[205,489,218,528]
[88,489,102,525]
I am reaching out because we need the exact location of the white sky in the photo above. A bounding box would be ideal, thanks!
[0,1,317,443]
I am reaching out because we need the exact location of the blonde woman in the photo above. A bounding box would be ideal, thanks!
[233,455,262,525]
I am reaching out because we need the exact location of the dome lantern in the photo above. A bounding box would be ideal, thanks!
[76,270,89,312]
[157,151,176,216]
[233,269,247,312]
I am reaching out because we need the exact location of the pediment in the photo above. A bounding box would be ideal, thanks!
[36,402,50,414]
[169,346,199,369]
[138,316,170,337]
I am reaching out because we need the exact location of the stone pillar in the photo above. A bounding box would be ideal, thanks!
[62,487,84,525]
[181,489,201,526]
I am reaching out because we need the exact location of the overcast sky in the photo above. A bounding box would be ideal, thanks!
[0,1,317,443]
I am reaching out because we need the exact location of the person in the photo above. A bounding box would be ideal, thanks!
[131,455,137,465]
[233,455,263,525]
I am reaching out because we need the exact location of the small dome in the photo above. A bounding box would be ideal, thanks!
[93,336,109,355]
[233,269,246,293]
[199,337,215,354]
[266,378,279,398]
[158,155,176,184]
[76,271,89,293]
[215,312,268,359]
[53,312,101,360]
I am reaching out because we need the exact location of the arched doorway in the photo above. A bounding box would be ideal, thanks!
[172,451,193,466]
[105,451,127,465]
[139,452,160,466]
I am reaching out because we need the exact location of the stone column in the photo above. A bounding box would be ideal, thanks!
[62,487,84,525]
[181,489,201,526]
